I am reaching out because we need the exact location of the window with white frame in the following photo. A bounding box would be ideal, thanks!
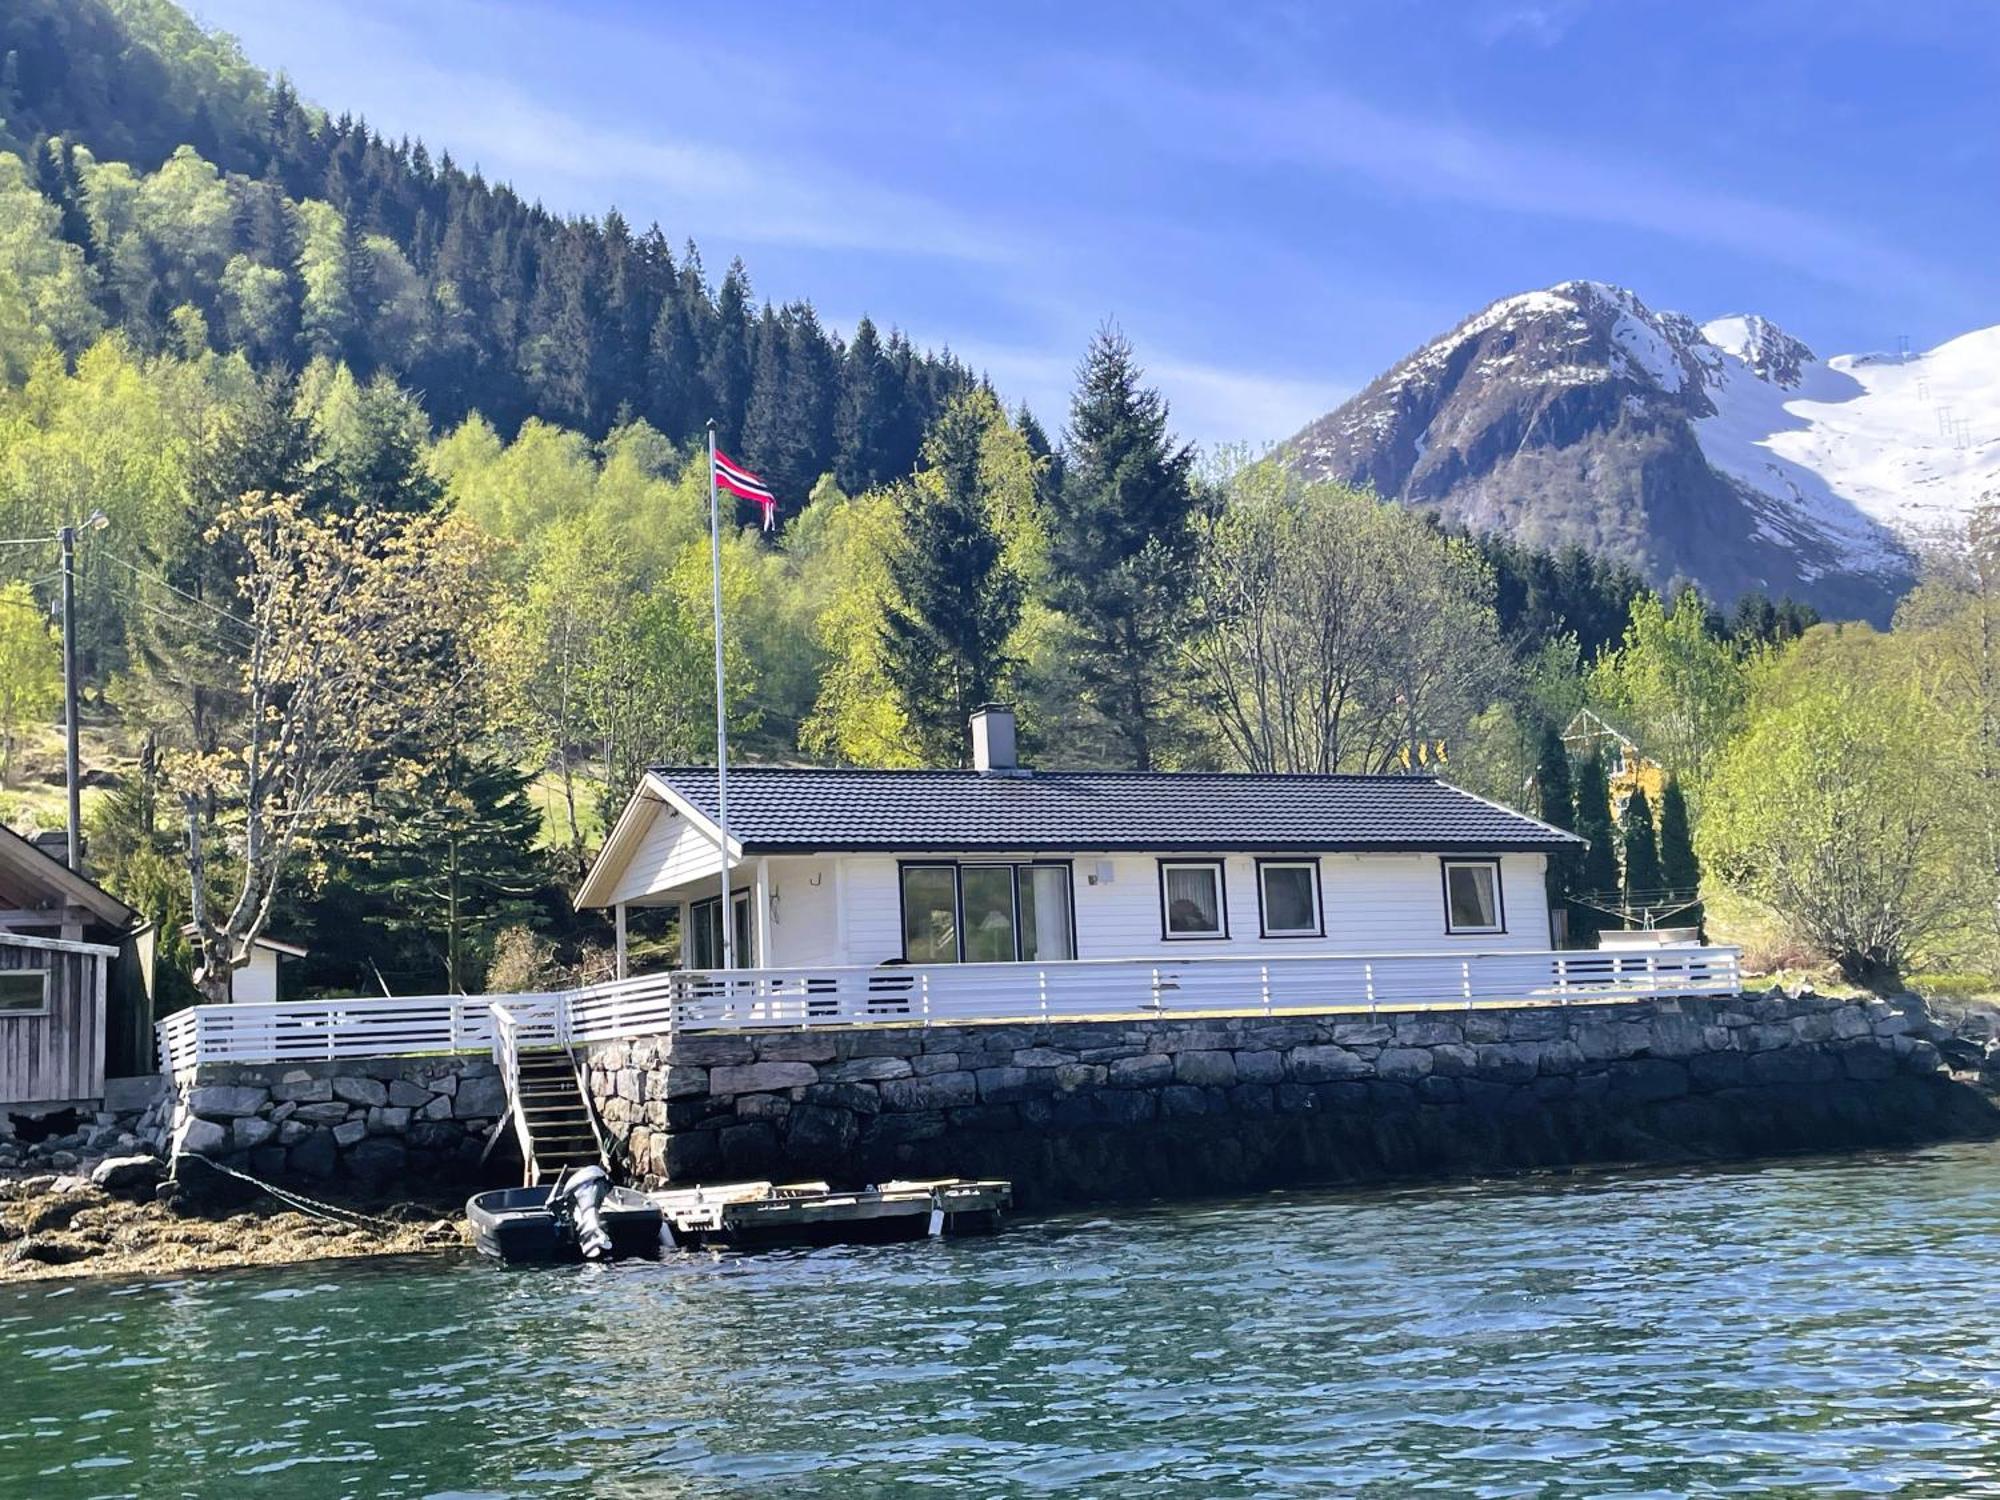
[1257,860,1322,938]
[1442,859,1504,934]
[0,969,48,1014]
[1160,860,1227,939]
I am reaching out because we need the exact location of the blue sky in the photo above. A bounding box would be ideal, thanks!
[189,0,1999,452]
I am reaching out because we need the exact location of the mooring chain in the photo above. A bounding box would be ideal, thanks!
[173,1154,456,1241]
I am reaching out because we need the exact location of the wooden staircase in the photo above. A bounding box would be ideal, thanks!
[511,1048,605,1185]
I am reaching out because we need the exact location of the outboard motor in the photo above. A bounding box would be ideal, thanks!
[548,1165,616,1260]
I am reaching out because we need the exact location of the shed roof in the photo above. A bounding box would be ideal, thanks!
[0,825,135,930]
[646,766,1581,856]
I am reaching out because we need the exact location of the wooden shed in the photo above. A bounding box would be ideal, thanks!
[0,826,143,1108]
[0,931,118,1108]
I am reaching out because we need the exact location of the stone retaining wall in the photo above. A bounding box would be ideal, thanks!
[168,1054,515,1188]
[586,991,2000,1206]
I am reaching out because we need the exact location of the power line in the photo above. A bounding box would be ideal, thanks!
[99,550,259,636]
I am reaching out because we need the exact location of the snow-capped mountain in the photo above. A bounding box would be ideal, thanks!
[1284,280,2000,621]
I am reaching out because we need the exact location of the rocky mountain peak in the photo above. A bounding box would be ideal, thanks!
[1700,315,1816,388]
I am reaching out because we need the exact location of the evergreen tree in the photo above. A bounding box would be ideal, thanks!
[1621,784,1662,916]
[1533,723,1581,934]
[1046,328,1198,768]
[1659,774,1699,895]
[702,259,753,450]
[1570,749,1618,944]
[880,391,1022,764]
[834,315,895,493]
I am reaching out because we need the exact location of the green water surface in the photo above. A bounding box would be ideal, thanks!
[5,1143,2000,1497]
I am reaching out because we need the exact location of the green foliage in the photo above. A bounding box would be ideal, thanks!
[1659,776,1698,895]
[1589,586,1750,794]
[293,751,547,994]
[1047,329,1199,768]
[1187,466,1508,773]
[1570,750,1619,944]
[0,579,60,784]
[0,152,100,379]
[881,390,1026,765]
[1620,784,1662,908]
[1700,626,1961,983]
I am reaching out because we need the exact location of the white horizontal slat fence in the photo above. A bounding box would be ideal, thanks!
[157,947,1741,1080]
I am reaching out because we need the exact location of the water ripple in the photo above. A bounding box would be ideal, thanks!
[4,1143,2000,1496]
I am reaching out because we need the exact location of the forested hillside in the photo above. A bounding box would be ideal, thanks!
[1,0,1994,1006]
[0,0,969,496]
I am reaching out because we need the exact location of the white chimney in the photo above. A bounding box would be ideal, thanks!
[970,703,1017,773]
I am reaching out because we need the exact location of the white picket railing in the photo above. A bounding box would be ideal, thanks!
[155,946,1741,1078]
[155,991,561,1076]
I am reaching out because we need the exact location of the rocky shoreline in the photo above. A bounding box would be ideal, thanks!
[0,1158,469,1282]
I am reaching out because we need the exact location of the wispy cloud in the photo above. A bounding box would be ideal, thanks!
[950,339,1346,452]
[192,0,1020,266]
[1076,60,1952,298]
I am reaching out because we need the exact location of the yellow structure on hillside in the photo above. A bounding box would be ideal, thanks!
[1562,709,1666,816]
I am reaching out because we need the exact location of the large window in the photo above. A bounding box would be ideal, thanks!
[1442,859,1504,935]
[689,890,754,968]
[1159,860,1227,940]
[1257,860,1323,938]
[898,863,1074,963]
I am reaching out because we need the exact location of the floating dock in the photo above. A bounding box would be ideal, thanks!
[650,1178,1012,1249]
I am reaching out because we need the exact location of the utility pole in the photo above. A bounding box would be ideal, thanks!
[59,521,80,872]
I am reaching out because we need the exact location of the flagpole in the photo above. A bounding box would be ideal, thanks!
[707,419,733,972]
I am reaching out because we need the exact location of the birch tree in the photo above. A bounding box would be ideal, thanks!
[1186,469,1506,773]
[170,493,485,1003]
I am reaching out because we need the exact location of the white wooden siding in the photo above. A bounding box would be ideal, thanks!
[814,850,1550,967]
[609,800,727,907]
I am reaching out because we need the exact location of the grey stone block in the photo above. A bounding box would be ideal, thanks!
[271,1072,333,1104]
[332,1076,389,1108]
[454,1073,507,1119]
[823,1055,912,1083]
[1288,1044,1368,1082]
[387,1079,432,1109]
[1375,1047,1433,1082]
[1174,1050,1237,1087]
[332,1119,367,1148]
[231,1116,277,1151]
[187,1084,270,1119]
[711,1060,819,1095]
[880,1072,977,1112]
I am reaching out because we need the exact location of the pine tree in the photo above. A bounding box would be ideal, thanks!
[1659,775,1699,896]
[880,391,1022,764]
[1046,328,1198,768]
[1621,784,1662,918]
[1532,723,1581,936]
[835,315,895,493]
[1570,749,1618,944]
[703,259,753,450]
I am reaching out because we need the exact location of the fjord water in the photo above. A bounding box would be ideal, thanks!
[6,1146,2000,1498]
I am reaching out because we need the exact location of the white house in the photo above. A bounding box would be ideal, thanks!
[576,706,1583,982]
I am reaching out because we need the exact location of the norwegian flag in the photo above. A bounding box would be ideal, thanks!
[713,449,778,532]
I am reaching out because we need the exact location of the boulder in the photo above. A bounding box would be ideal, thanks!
[1288,1045,1368,1082]
[90,1154,163,1199]
[1174,1050,1238,1087]
[878,1071,978,1112]
[332,1119,368,1148]
[345,1136,406,1187]
[711,1061,819,1095]
[1375,1048,1433,1082]
[1108,1054,1173,1087]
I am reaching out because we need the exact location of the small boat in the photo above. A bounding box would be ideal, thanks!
[467,1166,665,1264]
[651,1178,1011,1250]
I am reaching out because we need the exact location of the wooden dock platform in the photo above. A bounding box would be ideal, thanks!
[649,1178,1011,1249]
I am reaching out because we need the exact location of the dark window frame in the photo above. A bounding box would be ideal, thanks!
[1157,858,1230,941]
[1440,857,1507,936]
[897,860,1077,963]
[687,888,755,968]
[0,968,49,1016]
[1254,857,1325,939]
